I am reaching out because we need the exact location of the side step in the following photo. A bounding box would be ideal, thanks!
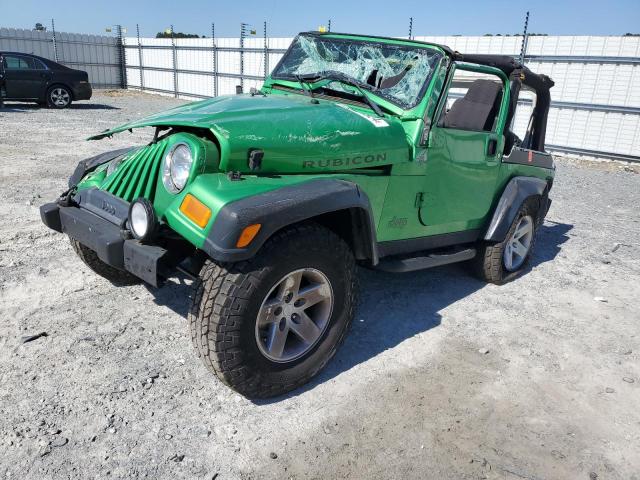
[375,248,476,273]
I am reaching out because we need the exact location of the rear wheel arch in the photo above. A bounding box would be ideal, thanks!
[484,176,551,242]
[47,82,74,98]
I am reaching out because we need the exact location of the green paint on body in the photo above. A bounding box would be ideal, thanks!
[78,32,554,253]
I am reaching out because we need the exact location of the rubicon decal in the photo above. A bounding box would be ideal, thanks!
[303,153,387,169]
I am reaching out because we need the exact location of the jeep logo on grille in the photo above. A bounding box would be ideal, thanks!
[101,200,117,215]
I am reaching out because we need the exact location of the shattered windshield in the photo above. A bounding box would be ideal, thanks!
[271,34,443,109]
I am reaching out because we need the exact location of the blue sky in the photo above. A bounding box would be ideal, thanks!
[2,0,639,37]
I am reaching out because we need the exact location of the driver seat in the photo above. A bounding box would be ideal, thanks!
[442,79,503,132]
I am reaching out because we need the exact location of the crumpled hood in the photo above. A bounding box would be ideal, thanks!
[90,93,409,173]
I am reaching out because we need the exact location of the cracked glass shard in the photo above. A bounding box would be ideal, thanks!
[272,34,442,109]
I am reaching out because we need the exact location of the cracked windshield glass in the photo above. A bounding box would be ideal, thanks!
[272,34,442,109]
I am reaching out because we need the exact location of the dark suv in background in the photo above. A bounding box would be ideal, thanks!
[0,52,92,108]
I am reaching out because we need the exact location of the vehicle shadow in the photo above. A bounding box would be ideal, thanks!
[0,103,119,111]
[148,219,572,404]
[530,221,573,267]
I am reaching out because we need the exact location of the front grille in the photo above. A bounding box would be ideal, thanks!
[100,141,167,203]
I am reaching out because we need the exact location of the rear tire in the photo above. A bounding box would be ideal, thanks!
[47,85,72,109]
[474,198,539,284]
[70,238,140,286]
[189,223,357,398]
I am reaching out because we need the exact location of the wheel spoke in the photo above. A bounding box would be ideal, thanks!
[289,312,321,344]
[513,240,528,257]
[257,298,281,326]
[266,323,288,358]
[276,270,303,300]
[297,283,330,308]
[513,223,530,240]
[504,244,513,270]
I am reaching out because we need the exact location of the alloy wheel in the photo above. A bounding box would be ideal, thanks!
[50,88,70,107]
[503,215,534,271]
[255,268,334,363]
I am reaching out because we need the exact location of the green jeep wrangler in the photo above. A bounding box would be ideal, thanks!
[41,32,555,398]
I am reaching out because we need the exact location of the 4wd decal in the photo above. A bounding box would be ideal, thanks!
[303,153,387,169]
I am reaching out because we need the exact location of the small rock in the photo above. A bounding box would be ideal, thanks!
[623,349,632,355]
[47,429,61,435]
[478,348,490,355]
[589,472,598,480]
[269,452,278,459]
[605,387,615,393]
[550,450,566,460]
[118,385,127,392]
[170,454,185,462]
[622,377,634,384]
[164,434,173,440]
[51,437,68,447]
[108,427,117,434]
[594,297,608,303]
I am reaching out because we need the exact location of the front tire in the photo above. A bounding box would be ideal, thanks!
[70,238,140,286]
[189,223,357,398]
[474,198,539,284]
[47,85,72,108]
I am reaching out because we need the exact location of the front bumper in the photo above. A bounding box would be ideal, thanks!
[40,200,169,287]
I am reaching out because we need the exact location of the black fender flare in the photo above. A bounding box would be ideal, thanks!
[202,178,378,264]
[484,176,550,241]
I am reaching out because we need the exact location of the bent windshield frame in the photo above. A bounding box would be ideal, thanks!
[271,34,443,110]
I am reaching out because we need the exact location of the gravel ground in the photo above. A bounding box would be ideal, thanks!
[1,91,639,480]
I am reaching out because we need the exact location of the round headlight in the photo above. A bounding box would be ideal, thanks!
[162,143,193,193]
[128,198,157,240]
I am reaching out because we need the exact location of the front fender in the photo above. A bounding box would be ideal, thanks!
[484,176,550,241]
[200,178,378,263]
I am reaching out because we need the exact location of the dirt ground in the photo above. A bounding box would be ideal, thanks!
[1,92,639,480]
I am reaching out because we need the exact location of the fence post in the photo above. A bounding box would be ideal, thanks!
[136,24,144,92]
[171,25,178,97]
[263,21,268,82]
[115,25,127,89]
[519,11,530,64]
[212,23,217,97]
[239,23,247,93]
[408,17,413,40]
[327,19,331,32]
[51,18,58,62]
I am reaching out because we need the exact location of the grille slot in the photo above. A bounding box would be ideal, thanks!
[101,142,166,203]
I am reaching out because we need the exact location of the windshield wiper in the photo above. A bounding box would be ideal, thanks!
[299,72,385,117]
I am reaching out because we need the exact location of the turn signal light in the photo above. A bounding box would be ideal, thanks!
[236,224,262,248]
[179,194,211,228]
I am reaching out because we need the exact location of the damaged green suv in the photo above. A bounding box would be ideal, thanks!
[41,32,555,398]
